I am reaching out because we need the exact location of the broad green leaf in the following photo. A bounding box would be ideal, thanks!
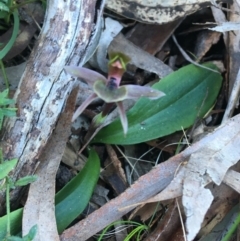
[0,208,23,240]
[15,175,37,187]
[0,11,7,19]
[55,148,100,233]
[0,149,100,238]
[0,3,9,13]
[93,63,222,144]
[0,159,17,179]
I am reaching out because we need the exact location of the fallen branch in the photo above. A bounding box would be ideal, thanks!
[1,0,105,213]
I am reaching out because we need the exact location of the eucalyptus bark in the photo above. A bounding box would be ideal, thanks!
[0,0,104,214]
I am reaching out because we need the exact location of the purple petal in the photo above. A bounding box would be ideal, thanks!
[117,102,128,135]
[93,80,128,103]
[64,66,107,88]
[72,93,98,122]
[125,85,165,100]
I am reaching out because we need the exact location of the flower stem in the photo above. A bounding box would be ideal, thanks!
[6,177,11,237]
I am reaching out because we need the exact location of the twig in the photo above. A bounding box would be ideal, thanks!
[172,34,220,74]
[176,198,187,241]
[222,67,240,123]
[211,0,240,16]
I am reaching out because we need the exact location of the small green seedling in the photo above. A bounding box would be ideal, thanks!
[0,89,17,128]
[98,220,149,241]
[0,149,37,240]
[3,224,37,241]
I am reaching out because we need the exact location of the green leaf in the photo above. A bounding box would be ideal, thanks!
[0,9,19,59]
[0,13,8,20]
[6,236,23,241]
[0,89,17,129]
[55,148,100,233]
[0,208,23,240]
[22,225,37,241]
[0,159,18,179]
[0,3,9,13]
[15,175,37,187]
[0,89,13,105]
[93,63,222,145]
[0,108,17,117]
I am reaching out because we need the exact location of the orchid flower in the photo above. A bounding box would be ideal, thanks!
[64,52,165,135]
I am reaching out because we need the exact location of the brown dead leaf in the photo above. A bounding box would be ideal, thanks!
[126,19,182,55]
[89,17,123,73]
[194,30,221,61]
[22,88,78,240]
[106,145,127,184]
[105,0,232,24]
[146,167,185,203]
[102,145,128,194]
[62,143,87,171]
[129,202,163,223]
[142,114,240,241]
[227,1,240,95]
[109,33,173,78]
[221,1,240,122]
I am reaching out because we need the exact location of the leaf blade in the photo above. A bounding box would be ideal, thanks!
[0,9,19,60]
[15,175,37,187]
[55,148,100,233]
[0,159,18,180]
